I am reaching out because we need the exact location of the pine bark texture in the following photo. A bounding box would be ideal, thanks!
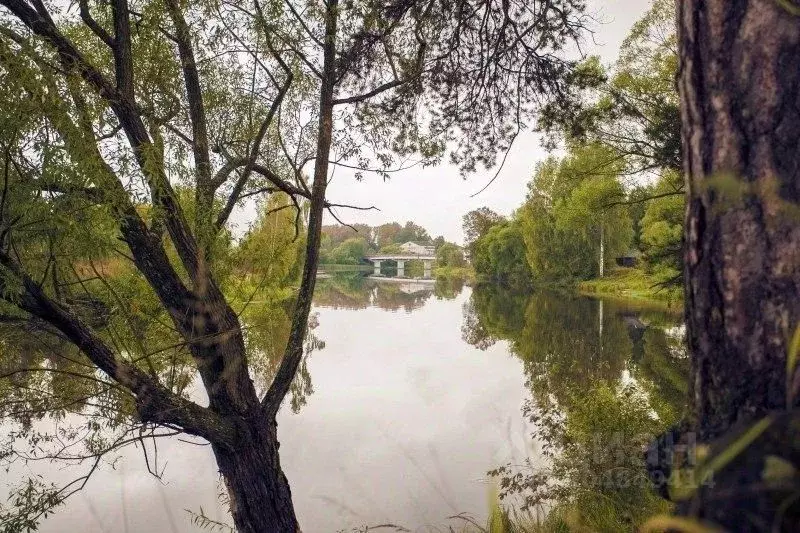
[678,0,800,439]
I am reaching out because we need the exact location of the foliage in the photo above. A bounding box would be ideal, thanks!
[392,222,432,247]
[519,144,633,282]
[507,0,683,291]
[319,221,448,265]
[507,385,673,533]
[470,0,682,290]
[432,275,467,298]
[463,285,687,532]
[0,0,594,525]
[462,144,638,289]
[233,194,306,291]
[434,265,475,287]
[378,243,405,254]
[638,172,684,285]
[578,267,682,307]
[463,207,506,257]
[436,243,466,268]
[313,273,458,312]
[370,221,431,249]
[539,0,679,180]
[327,237,371,265]
[471,218,532,287]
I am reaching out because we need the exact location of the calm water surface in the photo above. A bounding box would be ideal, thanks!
[3,274,686,532]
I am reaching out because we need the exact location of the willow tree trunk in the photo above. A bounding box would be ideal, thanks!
[212,418,298,533]
[678,0,800,440]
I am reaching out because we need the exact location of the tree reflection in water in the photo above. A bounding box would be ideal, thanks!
[0,294,323,526]
[0,274,682,530]
[0,271,460,518]
[462,284,688,531]
[313,272,463,312]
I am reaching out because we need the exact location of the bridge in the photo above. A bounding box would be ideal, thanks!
[365,254,436,278]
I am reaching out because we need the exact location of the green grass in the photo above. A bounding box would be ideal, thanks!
[431,495,672,533]
[577,267,682,310]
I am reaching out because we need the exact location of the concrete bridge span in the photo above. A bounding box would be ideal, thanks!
[365,254,436,278]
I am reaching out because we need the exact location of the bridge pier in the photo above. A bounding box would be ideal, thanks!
[365,254,436,279]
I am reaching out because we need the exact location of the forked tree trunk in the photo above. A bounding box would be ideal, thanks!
[212,417,298,533]
[210,2,340,531]
[678,0,800,439]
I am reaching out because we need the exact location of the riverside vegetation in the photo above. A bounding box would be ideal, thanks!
[467,0,682,307]
[0,0,595,527]
[2,0,800,531]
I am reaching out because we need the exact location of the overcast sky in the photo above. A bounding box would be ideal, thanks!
[236,0,651,245]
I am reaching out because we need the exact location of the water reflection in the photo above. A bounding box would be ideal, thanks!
[462,286,687,416]
[0,276,687,532]
[463,285,688,530]
[314,272,463,312]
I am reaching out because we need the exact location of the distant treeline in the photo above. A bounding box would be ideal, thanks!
[319,221,465,269]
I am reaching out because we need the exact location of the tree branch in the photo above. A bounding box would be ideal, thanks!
[0,0,204,284]
[111,0,134,97]
[213,63,293,230]
[601,189,683,208]
[262,0,338,417]
[78,0,114,48]
[332,79,404,105]
[0,251,237,448]
[163,0,216,257]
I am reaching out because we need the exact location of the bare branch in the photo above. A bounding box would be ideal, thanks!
[325,202,380,211]
[78,0,114,48]
[332,79,404,105]
[326,207,357,232]
[601,190,683,209]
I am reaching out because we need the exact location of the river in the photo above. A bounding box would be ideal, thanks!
[1,274,687,532]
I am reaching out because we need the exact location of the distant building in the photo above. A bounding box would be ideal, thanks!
[399,242,435,256]
[615,250,641,268]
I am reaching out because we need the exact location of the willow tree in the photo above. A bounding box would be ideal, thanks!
[678,0,800,439]
[0,0,589,530]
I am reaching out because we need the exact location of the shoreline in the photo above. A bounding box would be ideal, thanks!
[576,268,683,313]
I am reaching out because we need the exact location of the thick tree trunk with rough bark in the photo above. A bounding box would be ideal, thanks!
[678,0,800,440]
[213,418,298,533]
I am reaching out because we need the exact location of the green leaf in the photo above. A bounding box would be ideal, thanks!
[787,325,800,407]
[762,455,797,483]
[776,0,800,16]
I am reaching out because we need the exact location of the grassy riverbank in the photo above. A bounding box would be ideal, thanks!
[577,267,682,310]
